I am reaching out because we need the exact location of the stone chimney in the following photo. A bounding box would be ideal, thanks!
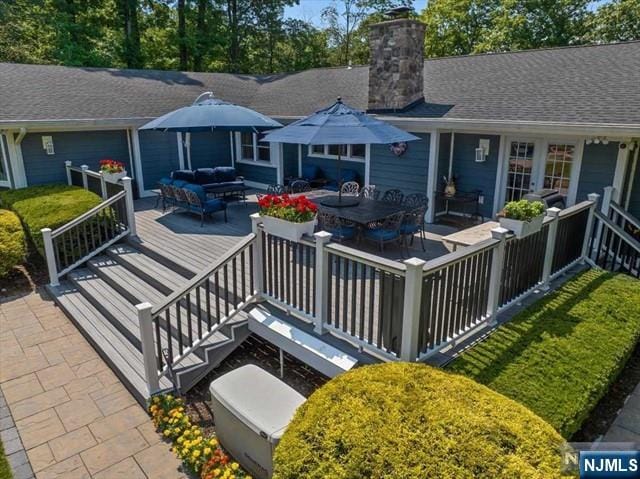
[368,18,425,112]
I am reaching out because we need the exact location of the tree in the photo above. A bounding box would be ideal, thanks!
[118,0,143,68]
[585,0,640,43]
[177,0,188,69]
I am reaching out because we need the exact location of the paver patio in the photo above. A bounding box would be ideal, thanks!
[0,289,185,478]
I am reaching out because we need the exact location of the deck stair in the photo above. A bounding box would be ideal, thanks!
[49,242,249,405]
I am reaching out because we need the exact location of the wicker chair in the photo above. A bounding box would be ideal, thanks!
[267,184,286,195]
[381,189,404,205]
[363,211,405,253]
[359,185,378,200]
[403,193,428,209]
[317,212,356,243]
[400,206,427,253]
[290,180,312,193]
[340,181,360,196]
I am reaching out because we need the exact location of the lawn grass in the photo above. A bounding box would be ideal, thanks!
[449,269,640,438]
[0,439,12,479]
[0,185,101,256]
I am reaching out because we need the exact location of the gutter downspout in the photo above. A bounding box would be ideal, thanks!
[448,131,455,180]
[4,128,28,188]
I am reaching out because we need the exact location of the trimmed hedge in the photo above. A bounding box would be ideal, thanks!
[449,269,640,438]
[274,363,567,479]
[0,209,26,278]
[0,185,101,256]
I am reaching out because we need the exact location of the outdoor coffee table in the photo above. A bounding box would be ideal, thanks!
[441,221,500,251]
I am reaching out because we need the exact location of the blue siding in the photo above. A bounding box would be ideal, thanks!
[283,144,299,178]
[300,153,365,184]
[235,162,277,185]
[437,132,452,183]
[21,130,131,186]
[448,133,501,218]
[189,131,232,170]
[577,142,619,203]
[369,133,430,196]
[139,130,181,190]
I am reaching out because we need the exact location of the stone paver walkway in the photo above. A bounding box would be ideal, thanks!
[603,383,640,444]
[0,289,186,478]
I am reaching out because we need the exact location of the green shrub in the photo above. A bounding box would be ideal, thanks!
[0,209,26,278]
[0,185,101,256]
[274,363,567,479]
[501,199,545,221]
[0,438,12,479]
[449,269,640,438]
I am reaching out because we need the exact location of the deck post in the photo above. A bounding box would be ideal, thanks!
[81,165,89,190]
[582,193,600,262]
[99,171,108,200]
[313,231,332,335]
[122,177,137,237]
[41,228,59,287]
[487,227,509,324]
[250,213,265,296]
[65,161,72,185]
[541,207,561,289]
[400,257,426,361]
[136,302,161,395]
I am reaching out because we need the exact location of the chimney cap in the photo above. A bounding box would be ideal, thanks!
[384,6,413,18]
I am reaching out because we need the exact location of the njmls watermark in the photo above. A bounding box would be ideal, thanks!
[562,442,640,478]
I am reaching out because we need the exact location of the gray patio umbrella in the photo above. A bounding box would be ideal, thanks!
[139,92,282,169]
[262,98,419,206]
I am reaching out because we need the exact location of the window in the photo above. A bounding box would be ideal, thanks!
[505,141,535,202]
[238,132,271,163]
[308,144,366,162]
[543,144,575,196]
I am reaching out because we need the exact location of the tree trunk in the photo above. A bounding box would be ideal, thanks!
[178,0,188,70]
[120,0,142,68]
[193,0,207,71]
[227,0,240,72]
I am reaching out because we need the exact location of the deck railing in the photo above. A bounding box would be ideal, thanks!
[589,210,640,278]
[137,234,257,393]
[42,163,137,286]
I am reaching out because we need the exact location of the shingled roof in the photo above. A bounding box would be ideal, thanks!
[1,41,639,126]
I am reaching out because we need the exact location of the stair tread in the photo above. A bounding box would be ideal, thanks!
[107,243,190,291]
[49,281,172,403]
[68,268,204,368]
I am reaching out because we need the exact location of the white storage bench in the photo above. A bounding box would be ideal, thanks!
[209,365,306,479]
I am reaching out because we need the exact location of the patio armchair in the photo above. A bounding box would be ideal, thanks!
[381,189,404,205]
[317,212,356,243]
[171,184,189,209]
[325,168,359,191]
[340,181,360,196]
[363,211,405,253]
[290,180,312,193]
[159,183,177,212]
[400,206,428,253]
[267,184,286,195]
[403,193,428,209]
[182,184,227,226]
[359,185,378,200]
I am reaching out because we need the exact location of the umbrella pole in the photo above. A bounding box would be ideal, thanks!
[337,150,342,204]
[185,133,192,170]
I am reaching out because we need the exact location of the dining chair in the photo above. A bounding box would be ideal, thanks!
[400,206,428,253]
[381,189,404,205]
[267,184,286,195]
[290,180,312,193]
[359,185,378,200]
[340,181,360,196]
[363,211,405,253]
[403,193,428,209]
[317,212,356,243]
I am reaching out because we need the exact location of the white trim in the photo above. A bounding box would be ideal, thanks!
[624,144,639,210]
[4,130,27,188]
[185,132,192,170]
[274,142,283,184]
[492,135,506,216]
[307,144,367,163]
[447,132,455,179]
[426,129,439,223]
[176,132,185,170]
[0,134,11,187]
[297,144,302,177]
[229,131,235,168]
[235,159,277,168]
[235,131,275,166]
[565,139,585,206]
[129,128,150,197]
[364,144,371,186]
[612,144,630,203]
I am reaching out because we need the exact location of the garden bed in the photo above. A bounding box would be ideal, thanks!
[449,269,640,438]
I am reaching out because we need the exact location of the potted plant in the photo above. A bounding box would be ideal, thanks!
[99,158,127,182]
[498,199,546,238]
[258,194,317,241]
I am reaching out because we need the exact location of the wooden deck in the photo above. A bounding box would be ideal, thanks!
[133,193,458,275]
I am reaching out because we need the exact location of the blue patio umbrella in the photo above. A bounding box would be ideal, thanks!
[262,98,419,206]
[139,92,282,169]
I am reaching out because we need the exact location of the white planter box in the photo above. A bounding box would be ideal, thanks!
[261,215,315,242]
[499,214,544,239]
[101,171,126,183]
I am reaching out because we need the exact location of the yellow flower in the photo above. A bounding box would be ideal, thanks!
[213,469,221,477]
[204,447,212,455]
[153,396,160,404]
[163,429,171,437]
[192,450,201,458]
[177,437,184,444]
[231,463,239,471]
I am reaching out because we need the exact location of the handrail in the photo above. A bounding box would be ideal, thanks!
[325,242,407,274]
[558,200,593,219]
[610,201,640,230]
[423,237,499,275]
[51,190,126,237]
[594,210,640,254]
[151,233,257,316]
